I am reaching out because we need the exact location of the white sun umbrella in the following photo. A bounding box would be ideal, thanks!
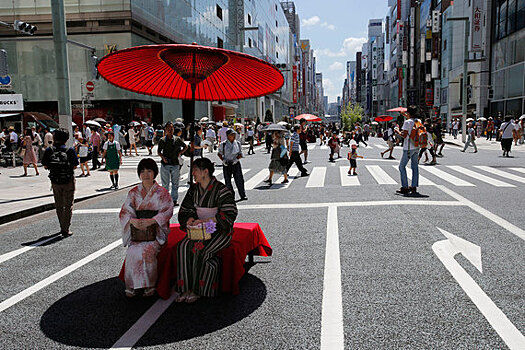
[277,121,289,126]
[234,123,244,127]
[478,117,487,121]
[519,115,525,120]
[85,120,101,128]
[371,121,379,125]
[200,117,209,122]
[129,121,141,126]
[466,118,474,122]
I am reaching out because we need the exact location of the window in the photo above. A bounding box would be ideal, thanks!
[276,20,278,27]
[216,4,223,20]
[443,39,447,51]
[248,38,252,48]
[276,52,279,58]
[248,14,251,25]
[276,36,279,43]
[217,37,223,48]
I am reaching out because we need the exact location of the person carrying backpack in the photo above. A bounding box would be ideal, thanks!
[41,128,79,237]
[397,106,422,196]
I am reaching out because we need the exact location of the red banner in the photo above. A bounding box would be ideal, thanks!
[397,0,401,20]
[292,65,297,104]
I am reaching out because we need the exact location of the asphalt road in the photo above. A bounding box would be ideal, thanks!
[0,137,524,349]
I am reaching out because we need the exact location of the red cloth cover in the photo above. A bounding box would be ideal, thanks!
[118,223,272,299]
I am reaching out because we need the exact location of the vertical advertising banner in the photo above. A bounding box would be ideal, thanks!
[292,65,297,104]
[470,0,484,52]
[397,0,401,20]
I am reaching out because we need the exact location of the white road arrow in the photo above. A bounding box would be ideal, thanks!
[433,227,525,350]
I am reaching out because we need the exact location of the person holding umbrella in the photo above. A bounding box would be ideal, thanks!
[218,129,247,201]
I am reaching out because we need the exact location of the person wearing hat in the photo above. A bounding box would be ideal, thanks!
[218,129,247,201]
[101,130,123,189]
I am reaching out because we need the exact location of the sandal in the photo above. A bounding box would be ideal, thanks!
[125,288,136,298]
[175,291,190,303]
[185,292,200,304]
[143,287,156,297]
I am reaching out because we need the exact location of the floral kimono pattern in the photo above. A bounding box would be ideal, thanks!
[119,182,174,290]
[177,177,238,297]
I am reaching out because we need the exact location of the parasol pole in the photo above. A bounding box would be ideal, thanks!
[188,51,196,184]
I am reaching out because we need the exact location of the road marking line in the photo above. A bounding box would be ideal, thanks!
[392,165,435,185]
[306,167,326,187]
[339,167,360,186]
[320,145,329,150]
[110,292,179,350]
[474,166,525,184]
[0,239,122,313]
[244,169,268,190]
[270,168,299,190]
[321,206,344,349]
[509,167,525,175]
[308,144,316,150]
[374,144,387,149]
[436,185,525,241]
[73,201,463,215]
[366,165,397,184]
[447,166,515,187]
[0,235,59,265]
[421,167,476,187]
[433,240,525,349]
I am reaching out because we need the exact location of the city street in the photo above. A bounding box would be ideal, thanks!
[1,137,524,349]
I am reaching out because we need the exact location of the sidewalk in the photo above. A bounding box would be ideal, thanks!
[441,133,525,152]
[0,147,163,225]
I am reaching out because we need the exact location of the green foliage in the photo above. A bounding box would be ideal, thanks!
[340,103,363,131]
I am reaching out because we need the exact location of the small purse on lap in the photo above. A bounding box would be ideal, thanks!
[130,210,158,242]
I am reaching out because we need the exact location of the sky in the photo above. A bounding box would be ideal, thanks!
[295,0,389,103]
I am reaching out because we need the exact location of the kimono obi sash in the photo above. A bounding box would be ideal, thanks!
[130,210,158,242]
[196,207,218,220]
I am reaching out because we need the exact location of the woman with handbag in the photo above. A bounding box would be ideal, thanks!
[263,130,289,185]
[176,157,238,303]
[119,158,174,297]
[21,128,39,176]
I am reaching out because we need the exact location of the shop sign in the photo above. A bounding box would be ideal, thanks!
[471,0,484,52]
[0,94,23,111]
[292,65,297,104]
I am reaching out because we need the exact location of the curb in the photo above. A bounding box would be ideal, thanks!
[0,182,138,226]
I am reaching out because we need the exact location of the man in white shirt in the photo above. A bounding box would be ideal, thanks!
[218,122,229,144]
[397,106,421,196]
[205,125,216,153]
[500,116,515,157]
[9,127,18,151]
[460,122,478,153]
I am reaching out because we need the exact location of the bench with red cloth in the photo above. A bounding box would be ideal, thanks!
[119,223,272,299]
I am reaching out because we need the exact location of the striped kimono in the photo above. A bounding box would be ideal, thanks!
[119,182,174,290]
[177,177,238,297]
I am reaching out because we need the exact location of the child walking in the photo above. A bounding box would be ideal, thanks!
[76,137,91,177]
[101,131,123,189]
[347,143,363,175]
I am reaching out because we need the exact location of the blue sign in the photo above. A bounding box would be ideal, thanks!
[0,75,11,85]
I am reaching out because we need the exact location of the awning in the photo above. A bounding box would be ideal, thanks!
[0,113,21,118]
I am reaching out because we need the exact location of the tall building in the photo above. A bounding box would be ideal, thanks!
[489,0,524,117]
[315,72,324,115]
[0,0,293,124]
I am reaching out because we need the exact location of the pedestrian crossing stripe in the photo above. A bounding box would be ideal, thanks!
[447,166,515,187]
[365,165,397,185]
[306,167,326,187]
[474,166,525,184]
[308,144,316,150]
[420,166,476,187]
[339,167,360,186]
[392,165,436,185]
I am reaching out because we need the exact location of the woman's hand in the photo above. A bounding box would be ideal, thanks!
[186,217,196,227]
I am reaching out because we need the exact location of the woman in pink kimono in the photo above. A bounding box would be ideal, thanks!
[119,158,174,297]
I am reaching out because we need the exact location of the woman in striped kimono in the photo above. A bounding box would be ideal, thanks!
[176,157,238,303]
[120,158,174,297]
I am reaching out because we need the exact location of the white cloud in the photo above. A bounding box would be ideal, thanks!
[314,36,367,58]
[302,16,321,27]
[323,78,335,91]
[302,16,335,30]
[329,62,344,71]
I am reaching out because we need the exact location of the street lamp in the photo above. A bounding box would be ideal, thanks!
[447,16,470,143]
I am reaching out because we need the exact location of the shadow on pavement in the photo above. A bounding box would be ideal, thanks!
[40,274,266,348]
[0,194,53,204]
[22,232,63,247]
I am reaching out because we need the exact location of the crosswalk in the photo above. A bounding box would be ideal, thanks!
[208,165,525,191]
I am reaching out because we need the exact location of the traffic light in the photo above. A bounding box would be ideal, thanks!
[13,20,37,35]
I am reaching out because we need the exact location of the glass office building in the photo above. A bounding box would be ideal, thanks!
[490,0,525,117]
[0,0,291,125]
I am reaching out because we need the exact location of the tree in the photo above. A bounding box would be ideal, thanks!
[340,103,363,131]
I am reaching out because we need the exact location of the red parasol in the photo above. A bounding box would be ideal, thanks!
[97,43,284,101]
[97,43,284,182]
[375,115,394,122]
[386,107,407,112]
[294,114,322,122]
